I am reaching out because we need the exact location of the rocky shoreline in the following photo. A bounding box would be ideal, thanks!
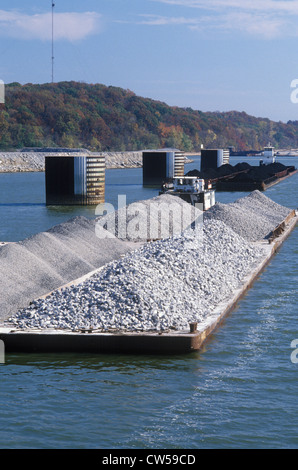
[0,150,194,173]
[0,151,144,173]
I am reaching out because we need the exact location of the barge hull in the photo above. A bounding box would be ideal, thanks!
[0,330,198,355]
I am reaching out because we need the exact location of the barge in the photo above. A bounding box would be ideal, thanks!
[187,162,297,192]
[0,210,297,356]
[215,167,297,192]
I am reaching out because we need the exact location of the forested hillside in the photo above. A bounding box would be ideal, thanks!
[1,81,298,152]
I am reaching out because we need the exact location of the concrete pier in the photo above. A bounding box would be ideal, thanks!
[45,154,105,205]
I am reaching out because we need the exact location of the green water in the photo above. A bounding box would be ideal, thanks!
[0,157,297,449]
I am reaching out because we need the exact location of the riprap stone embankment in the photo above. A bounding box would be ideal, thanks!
[0,151,143,172]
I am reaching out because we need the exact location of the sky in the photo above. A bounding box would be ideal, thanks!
[1,0,298,122]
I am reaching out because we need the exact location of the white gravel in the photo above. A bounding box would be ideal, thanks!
[204,190,291,242]
[6,219,266,332]
[96,193,203,242]
[5,191,291,333]
[233,190,291,226]
[0,217,138,321]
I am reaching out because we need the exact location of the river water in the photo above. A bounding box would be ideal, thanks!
[0,156,297,449]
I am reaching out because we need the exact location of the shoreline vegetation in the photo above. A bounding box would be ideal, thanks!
[0,151,194,173]
[4,82,298,154]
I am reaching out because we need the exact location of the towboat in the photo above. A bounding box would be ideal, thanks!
[160,176,216,210]
[260,144,276,165]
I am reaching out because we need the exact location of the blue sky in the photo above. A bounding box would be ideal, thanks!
[1,0,298,122]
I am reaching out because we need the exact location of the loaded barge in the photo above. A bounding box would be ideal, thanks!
[0,210,297,355]
[186,146,297,192]
[215,165,297,192]
[187,162,297,192]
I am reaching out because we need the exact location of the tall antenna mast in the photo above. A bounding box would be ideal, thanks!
[51,2,55,83]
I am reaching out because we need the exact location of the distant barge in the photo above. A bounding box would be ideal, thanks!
[0,210,297,355]
[187,162,297,192]
[216,167,297,192]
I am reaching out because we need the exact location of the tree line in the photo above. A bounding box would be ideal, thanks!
[0,81,298,152]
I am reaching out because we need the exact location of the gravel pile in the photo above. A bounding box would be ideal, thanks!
[0,217,138,321]
[96,194,203,242]
[233,190,291,226]
[6,219,265,332]
[204,190,291,242]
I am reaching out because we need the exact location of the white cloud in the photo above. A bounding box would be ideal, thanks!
[189,12,286,39]
[138,12,286,38]
[149,0,298,38]
[0,10,102,41]
[152,0,298,14]
[137,14,199,26]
